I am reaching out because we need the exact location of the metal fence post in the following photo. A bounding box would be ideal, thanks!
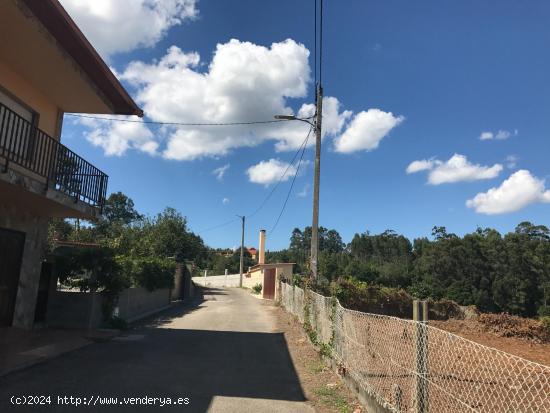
[413,300,429,413]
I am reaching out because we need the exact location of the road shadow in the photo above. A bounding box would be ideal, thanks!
[0,288,306,412]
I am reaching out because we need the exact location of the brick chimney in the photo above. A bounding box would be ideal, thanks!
[259,229,266,264]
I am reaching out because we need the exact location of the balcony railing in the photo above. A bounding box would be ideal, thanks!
[0,102,108,210]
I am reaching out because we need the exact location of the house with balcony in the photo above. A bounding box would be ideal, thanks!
[0,0,142,329]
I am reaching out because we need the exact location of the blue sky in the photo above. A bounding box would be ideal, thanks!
[59,0,550,250]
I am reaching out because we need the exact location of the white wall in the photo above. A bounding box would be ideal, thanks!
[192,274,240,288]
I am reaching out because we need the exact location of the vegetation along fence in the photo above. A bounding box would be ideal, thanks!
[279,282,550,413]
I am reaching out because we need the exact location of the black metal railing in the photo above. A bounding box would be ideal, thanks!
[0,102,108,209]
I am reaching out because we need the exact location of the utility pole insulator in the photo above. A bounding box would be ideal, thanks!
[310,83,323,281]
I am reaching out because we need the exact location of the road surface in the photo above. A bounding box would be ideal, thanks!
[0,287,314,413]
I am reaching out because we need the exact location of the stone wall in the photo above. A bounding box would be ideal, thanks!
[47,287,172,329]
[47,290,103,329]
[116,287,171,322]
[0,204,48,329]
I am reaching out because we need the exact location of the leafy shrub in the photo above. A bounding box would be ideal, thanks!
[53,247,130,321]
[252,283,262,294]
[331,278,413,318]
[120,256,176,291]
[108,316,128,330]
[538,306,550,317]
[54,247,128,293]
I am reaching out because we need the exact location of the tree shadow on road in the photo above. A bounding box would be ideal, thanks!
[0,287,307,412]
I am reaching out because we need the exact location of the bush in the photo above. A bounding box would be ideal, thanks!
[108,316,128,330]
[331,278,413,318]
[538,306,550,317]
[120,256,176,291]
[252,283,262,295]
[53,246,130,321]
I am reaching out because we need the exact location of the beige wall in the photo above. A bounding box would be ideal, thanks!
[243,264,294,297]
[243,270,264,289]
[0,61,61,139]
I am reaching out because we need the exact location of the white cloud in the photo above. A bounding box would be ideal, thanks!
[79,39,400,160]
[222,197,230,205]
[407,154,502,185]
[406,159,436,174]
[246,159,297,186]
[466,170,550,214]
[122,40,316,160]
[213,164,230,181]
[479,129,518,141]
[506,155,518,169]
[79,115,158,156]
[333,109,404,153]
[273,97,352,152]
[59,0,197,57]
[479,131,494,140]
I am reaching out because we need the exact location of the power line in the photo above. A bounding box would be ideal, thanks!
[314,0,317,92]
[269,128,312,234]
[198,217,239,233]
[65,113,292,127]
[198,126,313,236]
[194,127,312,235]
[247,126,313,220]
[319,0,324,85]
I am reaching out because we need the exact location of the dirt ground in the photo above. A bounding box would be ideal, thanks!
[273,304,363,413]
[431,318,550,366]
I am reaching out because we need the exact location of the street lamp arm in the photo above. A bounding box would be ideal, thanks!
[274,114,315,127]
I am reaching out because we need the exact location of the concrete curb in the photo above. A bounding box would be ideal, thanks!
[125,303,175,324]
[0,337,93,378]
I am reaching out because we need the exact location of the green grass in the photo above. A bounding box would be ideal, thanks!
[307,359,325,374]
[315,385,353,413]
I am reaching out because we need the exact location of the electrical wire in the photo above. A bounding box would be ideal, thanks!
[314,0,317,93]
[247,126,313,220]
[194,127,313,235]
[65,113,292,127]
[319,0,323,85]
[269,128,311,235]
[198,217,240,233]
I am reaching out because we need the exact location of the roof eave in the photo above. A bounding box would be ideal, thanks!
[23,0,143,117]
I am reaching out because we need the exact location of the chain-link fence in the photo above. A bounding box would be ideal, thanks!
[279,282,550,413]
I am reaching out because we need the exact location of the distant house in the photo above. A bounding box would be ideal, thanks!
[247,247,258,260]
[243,230,294,300]
[0,0,142,329]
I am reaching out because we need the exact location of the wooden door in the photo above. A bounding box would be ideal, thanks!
[263,268,276,300]
[0,227,25,326]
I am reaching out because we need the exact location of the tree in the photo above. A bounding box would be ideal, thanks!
[102,191,143,225]
[137,207,207,262]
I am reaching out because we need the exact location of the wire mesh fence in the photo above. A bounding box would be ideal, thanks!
[279,282,550,413]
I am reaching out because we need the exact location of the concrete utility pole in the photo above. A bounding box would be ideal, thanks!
[310,84,323,281]
[238,215,245,287]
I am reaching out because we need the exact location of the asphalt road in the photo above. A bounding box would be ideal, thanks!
[0,288,314,413]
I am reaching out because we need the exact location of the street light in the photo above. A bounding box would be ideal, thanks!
[274,114,315,126]
[274,83,323,282]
